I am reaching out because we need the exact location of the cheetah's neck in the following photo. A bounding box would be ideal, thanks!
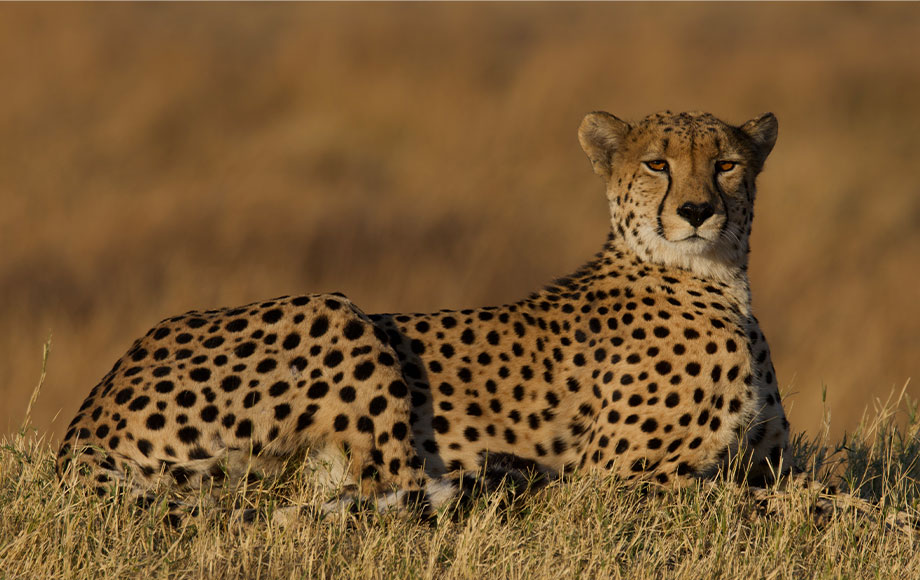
[545,232,753,317]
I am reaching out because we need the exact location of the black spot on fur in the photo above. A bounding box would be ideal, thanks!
[262,309,283,324]
[308,381,330,399]
[369,396,388,416]
[178,426,200,444]
[243,392,261,408]
[256,359,277,373]
[176,390,197,408]
[226,319,248,332]
[343,320,365,340]
[282,333,301,350]
[146,414,166,430]
[356,416,374,433]
[354,362,375,381]
[235,342,256,358]
[128,396,150,412]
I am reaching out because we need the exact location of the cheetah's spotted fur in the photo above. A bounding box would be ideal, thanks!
[58,111,795,521]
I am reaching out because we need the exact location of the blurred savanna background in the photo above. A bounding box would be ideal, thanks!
[1,3,918,444]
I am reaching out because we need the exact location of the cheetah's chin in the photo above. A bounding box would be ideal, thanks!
[666,233,718,250]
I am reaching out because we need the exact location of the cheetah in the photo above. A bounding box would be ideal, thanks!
[58,110,794,523]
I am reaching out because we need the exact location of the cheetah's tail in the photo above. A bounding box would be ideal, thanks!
[745,471,920,537]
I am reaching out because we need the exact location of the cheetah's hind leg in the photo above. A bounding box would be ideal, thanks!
[250,451,557,526]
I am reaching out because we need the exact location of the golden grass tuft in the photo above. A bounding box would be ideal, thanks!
[2,362,919,578]
[2,427,919,578]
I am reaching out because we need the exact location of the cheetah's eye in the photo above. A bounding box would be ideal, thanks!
[716,161,736,172]
[645,160,668,172]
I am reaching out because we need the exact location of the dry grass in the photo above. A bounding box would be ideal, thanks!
[2,348,920,578]
[3,388,920,579]
[1,4,918,447]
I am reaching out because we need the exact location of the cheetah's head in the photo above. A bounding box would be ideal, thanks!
[578,110,777,282]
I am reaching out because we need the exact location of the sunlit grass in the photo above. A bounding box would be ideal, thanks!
[3,390,919,579]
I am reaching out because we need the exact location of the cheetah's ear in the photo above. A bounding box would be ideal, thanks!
[578,112,630,178]
[740,113,778,164]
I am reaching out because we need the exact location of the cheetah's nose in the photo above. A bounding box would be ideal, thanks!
[676,202,715,228]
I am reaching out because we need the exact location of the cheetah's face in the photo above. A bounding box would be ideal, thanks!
[578,111,777,280]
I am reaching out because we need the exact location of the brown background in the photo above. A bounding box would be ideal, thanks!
[1,4,918,442]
